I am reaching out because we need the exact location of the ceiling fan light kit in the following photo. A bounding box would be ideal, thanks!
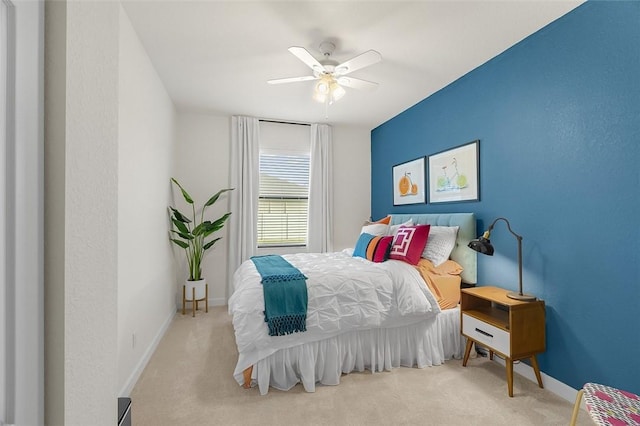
[313,74,345,105]
[268,40,381,108]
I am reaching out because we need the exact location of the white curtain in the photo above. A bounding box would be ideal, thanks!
[307,123,333,253]
[227,116,260,300]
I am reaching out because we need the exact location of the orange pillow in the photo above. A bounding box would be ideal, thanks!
[364,215,391,225]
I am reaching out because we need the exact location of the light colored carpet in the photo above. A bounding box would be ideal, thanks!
[131,306,589,425]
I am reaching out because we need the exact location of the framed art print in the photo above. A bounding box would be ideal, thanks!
[427,140,480,204]
[393,157,426,205]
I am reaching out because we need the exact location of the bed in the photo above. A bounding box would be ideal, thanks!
[228,213,476,395]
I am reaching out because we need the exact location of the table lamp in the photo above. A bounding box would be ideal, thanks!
[468,217,536,301]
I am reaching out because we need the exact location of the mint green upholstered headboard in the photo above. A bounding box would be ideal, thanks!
[390,213,477,284]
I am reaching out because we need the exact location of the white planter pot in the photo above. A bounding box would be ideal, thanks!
[185,278,206,301]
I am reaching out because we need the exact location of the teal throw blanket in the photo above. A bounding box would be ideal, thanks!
[251,255,308,336]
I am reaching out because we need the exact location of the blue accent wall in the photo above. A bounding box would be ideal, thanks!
[371,2,640,393]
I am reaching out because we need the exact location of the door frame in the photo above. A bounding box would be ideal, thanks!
[1,0,44,424]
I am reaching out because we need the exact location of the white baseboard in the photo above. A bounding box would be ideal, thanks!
[209,297,226,306]
[490,355,582,407]
[118,309,176,397]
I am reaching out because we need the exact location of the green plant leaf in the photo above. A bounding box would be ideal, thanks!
[198,213,230,238]
[170,207,192,224]
[192,223,204,236]
[170,238,189,249]
[204,188,234,207]
[171,178,194,204]
[211,212,232,227]
[170,230,193,240]
[171,218,190,234]
[203,237,222,251]
[202,224,217,238]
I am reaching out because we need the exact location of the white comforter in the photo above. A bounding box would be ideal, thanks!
[228,250,441,381]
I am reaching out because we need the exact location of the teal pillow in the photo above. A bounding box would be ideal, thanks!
[353,233,376,258]
[353,233,393,262]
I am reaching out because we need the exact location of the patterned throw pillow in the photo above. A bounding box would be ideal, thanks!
[422,226,459,266]
[353,233,393,262]
[388,219,413,237]
[389,224,431,265]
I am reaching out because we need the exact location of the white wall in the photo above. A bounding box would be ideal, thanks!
[173,113,231,305]
[117,7,177,396]
[173,115,372,305]
[62,2,120,424]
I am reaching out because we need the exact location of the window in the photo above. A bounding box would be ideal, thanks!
[258,154,309,247]
[257,121,311,248]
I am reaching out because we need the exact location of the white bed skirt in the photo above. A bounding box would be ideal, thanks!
[248,307,465,395]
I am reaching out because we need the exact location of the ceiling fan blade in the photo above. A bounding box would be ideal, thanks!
[337,76,378,91]
[267,75,318,85]
[288,46,325,73]
[334,50,382,75]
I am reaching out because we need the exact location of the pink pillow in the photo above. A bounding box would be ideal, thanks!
[390,224,431,265]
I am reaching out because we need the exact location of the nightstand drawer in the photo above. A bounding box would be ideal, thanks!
[462,313,510,356]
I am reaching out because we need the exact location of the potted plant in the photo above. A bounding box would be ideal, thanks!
[169,178,233,308]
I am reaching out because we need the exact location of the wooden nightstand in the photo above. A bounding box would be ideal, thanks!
[461,286,545,397]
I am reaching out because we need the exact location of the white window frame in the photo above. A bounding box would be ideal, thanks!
[256,120,311,255]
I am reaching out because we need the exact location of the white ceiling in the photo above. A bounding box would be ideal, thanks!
[122,1,583,129]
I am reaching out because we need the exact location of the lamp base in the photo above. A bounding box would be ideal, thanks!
[507,292,537,301]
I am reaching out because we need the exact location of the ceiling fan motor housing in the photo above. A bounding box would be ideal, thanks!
[316,41,338,74]
[319,41,336,57]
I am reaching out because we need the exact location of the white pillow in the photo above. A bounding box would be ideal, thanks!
[422,226,459,266]
[361,223,389,236]
[388,219,413,237]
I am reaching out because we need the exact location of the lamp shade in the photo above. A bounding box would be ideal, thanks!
[468,232,494,255]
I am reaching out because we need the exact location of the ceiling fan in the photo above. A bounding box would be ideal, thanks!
[268,41,382,105]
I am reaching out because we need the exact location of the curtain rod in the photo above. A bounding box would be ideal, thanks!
[259,118,311,127]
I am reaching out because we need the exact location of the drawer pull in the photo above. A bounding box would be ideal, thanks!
[475,328,493,338]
